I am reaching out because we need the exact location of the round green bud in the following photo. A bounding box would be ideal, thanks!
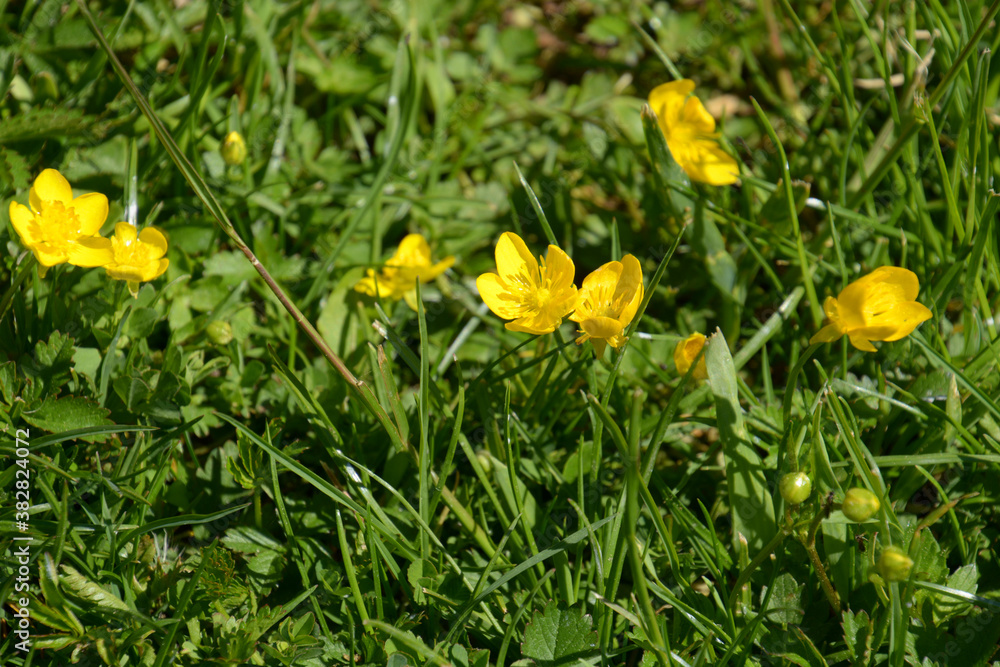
[206,320,233,345]
[779,472,812,505]
[878,546,913,582]
[221,131,247,166]
[842,487,880,522]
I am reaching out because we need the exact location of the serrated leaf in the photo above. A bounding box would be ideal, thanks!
[60,564,130,612]
[22,395,114,439]
[842,609,871,661]
[0,108,95,143]
[934,564,979,622]
[521,601,598,666]
[0,146,31,193]
[0,361,18,405]
[26,330,76,396]
[761,573,805,625]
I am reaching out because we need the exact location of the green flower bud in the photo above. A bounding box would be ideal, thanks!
[878,546,913,582]
[779,472,812,505]
[207,320,233,345]
[842,487,880,522]
[221,131,247,166]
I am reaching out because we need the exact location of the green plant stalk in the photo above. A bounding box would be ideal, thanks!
[253,490,262,531]
[797,496,841,613]
[0,254,36,326]
[625,389,669,667]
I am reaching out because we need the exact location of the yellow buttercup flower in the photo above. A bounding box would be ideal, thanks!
[355,233,454,310]
[85,222,169,298]
[477,232,577,334]
[569,254,644,359]
[810,266,932,352]
[7,169,113,273]
[674,332,708,380]
[648,79,740,186]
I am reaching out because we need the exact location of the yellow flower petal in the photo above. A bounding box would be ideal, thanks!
[809,323,843,345]
[677,140,740,186]
[70,236,114,268]
[420,255,455,282]
[114,221,138,243]
[29,169,73,210]
[9,201,36,246]
[679,95,717,135]
[870,302,933,341]
[544,244,576,293]
[614,254,644,326]
[69,193,109,236]
[847,335,878,352]
[674,332,708,380]
[495,231,538,285]
[143,258,169,282]
[138,227,169,258]
[648,79,696,127]
[393,233,433,267]
[477,272,525,320]
[505,314,561,335]
[581,315,625,340]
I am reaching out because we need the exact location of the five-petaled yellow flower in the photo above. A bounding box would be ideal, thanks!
[570,255,644,359]
[86,222,170,298]
[674,332,708,380]
[355,233,454,310]
[477,232,577,334]
[8,169,113,274]
[648,79,740,186]
[810,267,932,352]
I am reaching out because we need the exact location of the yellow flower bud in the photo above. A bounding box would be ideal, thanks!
[779,472,812,505]
[877,546,913,582]
[207,320,233,345]
[221,131,247,166]
[842,487,880,522]
[674,332,708,380]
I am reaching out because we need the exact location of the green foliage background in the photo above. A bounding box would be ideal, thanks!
[1,0,1000,665]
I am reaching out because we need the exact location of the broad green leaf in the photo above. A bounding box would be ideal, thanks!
[22,396,114,438]
[706,328,775,550]
[521,601,598,666]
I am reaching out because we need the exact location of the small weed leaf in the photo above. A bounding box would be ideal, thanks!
[521,601,599,666]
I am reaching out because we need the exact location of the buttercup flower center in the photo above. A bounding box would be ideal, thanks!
[34,201,82,244]
[111,233,150,267]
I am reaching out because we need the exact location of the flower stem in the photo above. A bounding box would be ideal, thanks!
[799,494,841,613]
[0,254,36,327]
